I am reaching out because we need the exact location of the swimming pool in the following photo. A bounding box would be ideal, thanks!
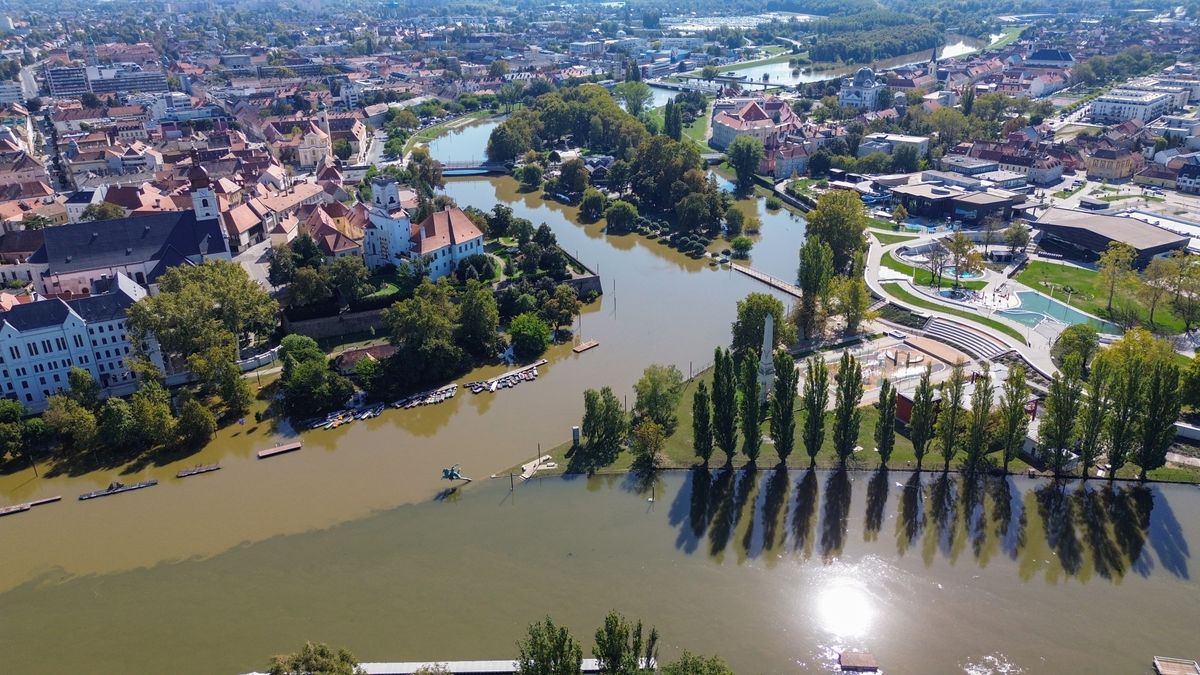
[943,265,984,280]
[997,291,1122,333]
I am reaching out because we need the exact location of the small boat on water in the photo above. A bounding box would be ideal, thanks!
[79,479,158,501]
[176,464,221,479]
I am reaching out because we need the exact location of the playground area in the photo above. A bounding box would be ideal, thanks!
[826,339,951,391]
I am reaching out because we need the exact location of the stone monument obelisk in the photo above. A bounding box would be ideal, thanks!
[757,313,775,404]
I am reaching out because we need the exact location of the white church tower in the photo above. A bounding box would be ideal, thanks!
[188,163,219,221]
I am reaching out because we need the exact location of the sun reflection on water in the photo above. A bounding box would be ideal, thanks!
[814,575,876,639]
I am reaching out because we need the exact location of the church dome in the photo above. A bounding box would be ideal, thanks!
[187,163,210,189]
[853,67,876,86]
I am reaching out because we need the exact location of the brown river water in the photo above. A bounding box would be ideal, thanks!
[1,173,1196,673]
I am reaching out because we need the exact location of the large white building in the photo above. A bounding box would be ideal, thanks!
[362,177,484,279]
[1090,89,1174,124]
[0,273,164,412]
[838,67,888,111]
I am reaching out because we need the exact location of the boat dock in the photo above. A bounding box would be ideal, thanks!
[0,495,61,517]
[520,454,556,480]
[731,263,803,299]
[468,359,548,394]
[572,340,599,353]
[257,441,302,459]
[1155,656,1200,675]
[176,463,221,478]
[78,480,158,501]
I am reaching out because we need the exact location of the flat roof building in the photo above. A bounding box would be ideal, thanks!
[1033,207,1188,267]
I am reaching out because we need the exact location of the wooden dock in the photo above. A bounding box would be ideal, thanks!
[1155,656,1200,675]
[0,496,61,518]
[572,340,599,353]
[732,263,803,299]
[257,441,302,459]
[176,463,221,478]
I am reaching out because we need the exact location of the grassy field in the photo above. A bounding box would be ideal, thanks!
[881,251,988,290]
[881,282,1027,343]
[647,98,712,149]
[1016,260,1185,333]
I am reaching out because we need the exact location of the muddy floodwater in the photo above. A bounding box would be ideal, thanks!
[1,470,1196,674]
[3,174,1196,674]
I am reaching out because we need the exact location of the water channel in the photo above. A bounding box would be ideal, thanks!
[2,470,1196,674]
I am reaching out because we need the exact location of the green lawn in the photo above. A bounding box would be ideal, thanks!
[648,98,711,149]
[872,231,918,245]
[881,251,988,291]
[881,282,1027,344]
[1053,182,1086,199]
[1016,260,1185,333]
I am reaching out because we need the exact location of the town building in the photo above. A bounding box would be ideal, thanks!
[1085,146,1138,181]
[0,165,231,295]
[362,177,483,279]
[0,272,165,412]
[709,97,801,151]
[1090,90,1173,124]
[838,68,888,111]
[888,182,1023,225]
[1178,164,1200,194]
[858,133,930,158]
[45,65,89,97]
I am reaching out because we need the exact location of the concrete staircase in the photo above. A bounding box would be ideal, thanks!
[923,317,1008,360]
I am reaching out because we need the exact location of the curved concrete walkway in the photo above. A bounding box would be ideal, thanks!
[865,231,1058,378]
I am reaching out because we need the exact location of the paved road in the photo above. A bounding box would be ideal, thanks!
[362,129,388,166]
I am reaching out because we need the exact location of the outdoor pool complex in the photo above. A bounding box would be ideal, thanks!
[997,291,1122,333]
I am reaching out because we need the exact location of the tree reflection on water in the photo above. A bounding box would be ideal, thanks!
[667,469,1189,582]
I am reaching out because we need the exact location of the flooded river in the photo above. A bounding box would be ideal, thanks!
[2,470,1196,674]
[3,156,1196,672]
